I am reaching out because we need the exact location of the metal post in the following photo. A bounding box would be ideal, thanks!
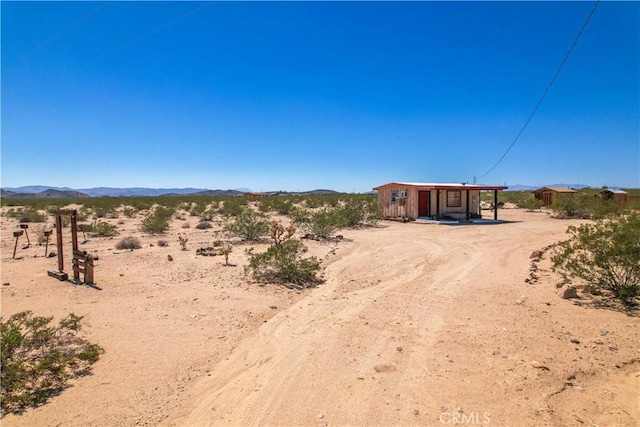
[494,190,498,220]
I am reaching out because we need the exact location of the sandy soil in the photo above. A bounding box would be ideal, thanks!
[1,207,638,426]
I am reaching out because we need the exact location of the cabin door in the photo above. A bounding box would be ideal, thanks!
[418,191,430,217]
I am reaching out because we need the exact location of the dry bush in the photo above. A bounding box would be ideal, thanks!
[115,236,141,251]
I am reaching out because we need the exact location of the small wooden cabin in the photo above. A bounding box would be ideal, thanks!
[372,182,508,221]
[596,189,627,203]
[532,187,575,206]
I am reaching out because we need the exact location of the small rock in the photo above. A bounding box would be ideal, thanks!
[2,282,9,286]
[555,282,565,289]
[269,305,277,310]
[559,284,578,299]
[396,346,403,352]
[374,364,397,373]
[593,339,604,345]
[570,338,580,344]
[608,345,618,351]
[318,414,324,419]
[531,361,549,370]
[516,299,524,305]
[530,250,543,259]
[167,255,173,261]
[47,251,57,258]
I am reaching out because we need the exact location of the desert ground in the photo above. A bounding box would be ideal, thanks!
[1,206,638,426]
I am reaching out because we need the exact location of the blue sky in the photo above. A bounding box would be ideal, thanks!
[2,1,638,192]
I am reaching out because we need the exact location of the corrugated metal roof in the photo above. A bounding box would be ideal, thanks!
[598,189,627,194]
[373,182,508,191]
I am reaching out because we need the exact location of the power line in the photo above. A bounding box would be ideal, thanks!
[5,1,110,72]
[84,3,210,66]
[476,0,600,181]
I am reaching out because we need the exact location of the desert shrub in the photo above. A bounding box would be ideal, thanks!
[291,207,341,239]
[591,199,625,220]
[216,197,246,218]
[553,194,592,219]
[362,199,382,225]
[245,239,322,288]
[195,221,212,229]
[140,207,173,234]
[115,236,141,250]
[1,311,104,414]
[181,222,191,229]
[259,198,293,215]
[85,221,118,237]
[199,209,216,222]
[141,215,169,234]
[518,197,544,211]
[223,207,269,241]
[220,244,233,266]
[178,236,188,251]
[552,213,640,304]
[15,208,47,223]
[122,207,138,218]
[269,221,296,245]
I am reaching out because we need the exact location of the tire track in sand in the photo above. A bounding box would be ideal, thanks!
[166,224,512,426]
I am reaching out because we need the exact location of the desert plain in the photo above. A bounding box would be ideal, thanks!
[1,205,638,427]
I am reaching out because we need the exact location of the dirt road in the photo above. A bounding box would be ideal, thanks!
[167,211,639,426]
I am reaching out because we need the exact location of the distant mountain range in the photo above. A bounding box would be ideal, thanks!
[0,186,342,199]
[4,183,627,199]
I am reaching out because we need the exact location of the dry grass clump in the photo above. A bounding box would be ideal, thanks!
[116,236,142,251]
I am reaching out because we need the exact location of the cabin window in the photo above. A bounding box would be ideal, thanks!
[447,190,461,207]
[391,190,399,204]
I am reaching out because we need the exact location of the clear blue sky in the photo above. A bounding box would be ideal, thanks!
[2,1,638,192]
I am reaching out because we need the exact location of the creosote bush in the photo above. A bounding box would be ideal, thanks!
[223,207,269,241]
[1,311,104,415]
[552,213,640,304]
[115,236,141,251]
[290,207,341,239]
[245,239,322,289]
[195,221,212,229]
[85,220,118,237]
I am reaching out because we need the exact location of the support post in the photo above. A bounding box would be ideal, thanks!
[70,211,79,282]
[465,190,470,221]
[13,230,23,259]
[19,224,30,246]
[55,214,64,271]
[494,190,498,220]
[436,190,440,220]
[44,230,53,257]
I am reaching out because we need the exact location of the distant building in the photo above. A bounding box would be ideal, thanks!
[596,189,627,203]
[372,182,508,221]
[243,192,268,201]
[532,187,576,206]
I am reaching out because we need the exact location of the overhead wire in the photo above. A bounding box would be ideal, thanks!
[83,2,210,66]
[475,0,600,181]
